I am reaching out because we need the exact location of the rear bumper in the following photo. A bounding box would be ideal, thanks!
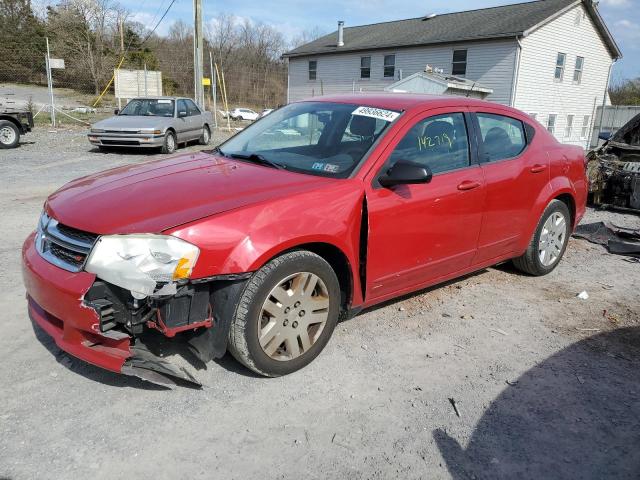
[22,232,131,372]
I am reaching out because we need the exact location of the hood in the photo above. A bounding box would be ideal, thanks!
[46,152,336,234]
[92,115,170,130]
[611,112,640,147]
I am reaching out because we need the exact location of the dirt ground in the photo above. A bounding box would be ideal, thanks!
[1,128,639,480]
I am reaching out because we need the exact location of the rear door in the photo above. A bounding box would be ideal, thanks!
[365,109,485,301]
[470,110,549,263]
[185,99,203,140]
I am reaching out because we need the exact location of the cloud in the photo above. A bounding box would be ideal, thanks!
[615,19,640,40]
[129,10,172,36]
[600,0,631,6]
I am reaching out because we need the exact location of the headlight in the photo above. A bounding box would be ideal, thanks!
[91,128,105,133]
[140,128,162,134]
[85,234,199,298]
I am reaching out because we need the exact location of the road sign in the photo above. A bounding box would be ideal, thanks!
[49,59,65,69]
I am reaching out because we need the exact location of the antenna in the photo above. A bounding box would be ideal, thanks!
[466,81,477,97]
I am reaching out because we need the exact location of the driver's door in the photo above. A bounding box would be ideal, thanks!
[365,109,486,302]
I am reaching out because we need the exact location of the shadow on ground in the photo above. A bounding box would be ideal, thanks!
[434,327,640,479]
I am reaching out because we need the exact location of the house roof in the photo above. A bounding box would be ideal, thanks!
[283,0,622,60]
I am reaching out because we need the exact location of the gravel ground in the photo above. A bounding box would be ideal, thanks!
[1,128,639,480]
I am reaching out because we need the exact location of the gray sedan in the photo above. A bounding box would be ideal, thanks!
[88,97,214,154]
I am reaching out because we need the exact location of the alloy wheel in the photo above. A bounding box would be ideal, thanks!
[538,211,567,266]
[258,272,330,361]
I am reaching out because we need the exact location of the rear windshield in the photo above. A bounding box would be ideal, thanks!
[217,101,400,178]
[119,99,175,117]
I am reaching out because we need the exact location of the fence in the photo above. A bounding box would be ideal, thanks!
[590,105,640,147]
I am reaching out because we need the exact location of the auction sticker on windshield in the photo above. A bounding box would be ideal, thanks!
[352,106,400,122]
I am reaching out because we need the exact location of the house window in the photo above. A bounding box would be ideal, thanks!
[547,114,557,134]
[452,49,467,76]
[554,53,566,81]
[384,55,395,78]
[308,60,317,81]
[565,114,574,138]
[360,56,371,79]
[573,56,584,83]
[581,115,591,139]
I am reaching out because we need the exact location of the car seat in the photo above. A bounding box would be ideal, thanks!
[483,127,513,161]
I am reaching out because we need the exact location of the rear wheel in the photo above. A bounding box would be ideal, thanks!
[513,200,571,276]
[0,120,20,149]
[228,250,341,377]
[161,131,177,154]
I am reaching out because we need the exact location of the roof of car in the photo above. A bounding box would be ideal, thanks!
[131,96,189,101]
[283,0,621,59]
[298,93,518,114]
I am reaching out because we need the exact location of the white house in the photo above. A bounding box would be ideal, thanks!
[282,0,622,148]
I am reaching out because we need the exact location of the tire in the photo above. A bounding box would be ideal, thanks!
[161,130,177,154]
[513,199,571,276]
[0,120,20,149]
[228,250,341,377]
[198,125,210,145]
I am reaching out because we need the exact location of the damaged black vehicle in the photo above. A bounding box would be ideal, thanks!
[587,112,640,212]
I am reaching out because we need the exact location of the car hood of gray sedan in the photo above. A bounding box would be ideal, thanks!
[92,115,171,131]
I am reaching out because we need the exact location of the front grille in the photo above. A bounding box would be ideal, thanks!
[35,213,98,272]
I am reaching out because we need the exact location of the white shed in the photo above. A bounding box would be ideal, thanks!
[384,71,493,99]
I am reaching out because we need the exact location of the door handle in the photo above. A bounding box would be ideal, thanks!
[530,164,547,173]
[457,180,481,191]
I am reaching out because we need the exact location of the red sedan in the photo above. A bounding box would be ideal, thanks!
[22,94,587,383]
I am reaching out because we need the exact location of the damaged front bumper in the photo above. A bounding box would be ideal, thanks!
[22,231,246,386]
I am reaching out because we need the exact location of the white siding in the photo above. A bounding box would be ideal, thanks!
[514,3,614,148]
[287,39,518,105]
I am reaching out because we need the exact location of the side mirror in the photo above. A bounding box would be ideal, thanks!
[113,109,119,115]
[178,111,188,118]
[379,161,433,188]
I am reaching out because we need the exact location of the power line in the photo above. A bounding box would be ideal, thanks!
[140,0,178,46]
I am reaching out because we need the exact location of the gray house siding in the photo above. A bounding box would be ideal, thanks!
[287,39,518,105]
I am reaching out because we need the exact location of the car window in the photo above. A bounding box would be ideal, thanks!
[477,113,526,162]
[246,110,331,150]
[177,100,189,116]
[119,98,174,117]
[185,99,201,116]
[387,113,470,175]
[219,101,398,178]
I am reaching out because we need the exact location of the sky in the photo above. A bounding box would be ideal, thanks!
[125,0,640,81]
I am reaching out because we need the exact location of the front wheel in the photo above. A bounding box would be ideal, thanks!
[0,120,20,149]
[513,199,571,276]
[161,131,177,154]
[228,250,341,377]
[198,125,210,145]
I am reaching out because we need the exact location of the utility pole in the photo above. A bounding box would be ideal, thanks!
[209,51,217,128]
[119,16,124,53]
[193,0,204,109]
[45,37,56,127]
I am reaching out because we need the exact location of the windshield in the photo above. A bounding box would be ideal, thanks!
[119,99,175,117]
[217,101,400,178]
